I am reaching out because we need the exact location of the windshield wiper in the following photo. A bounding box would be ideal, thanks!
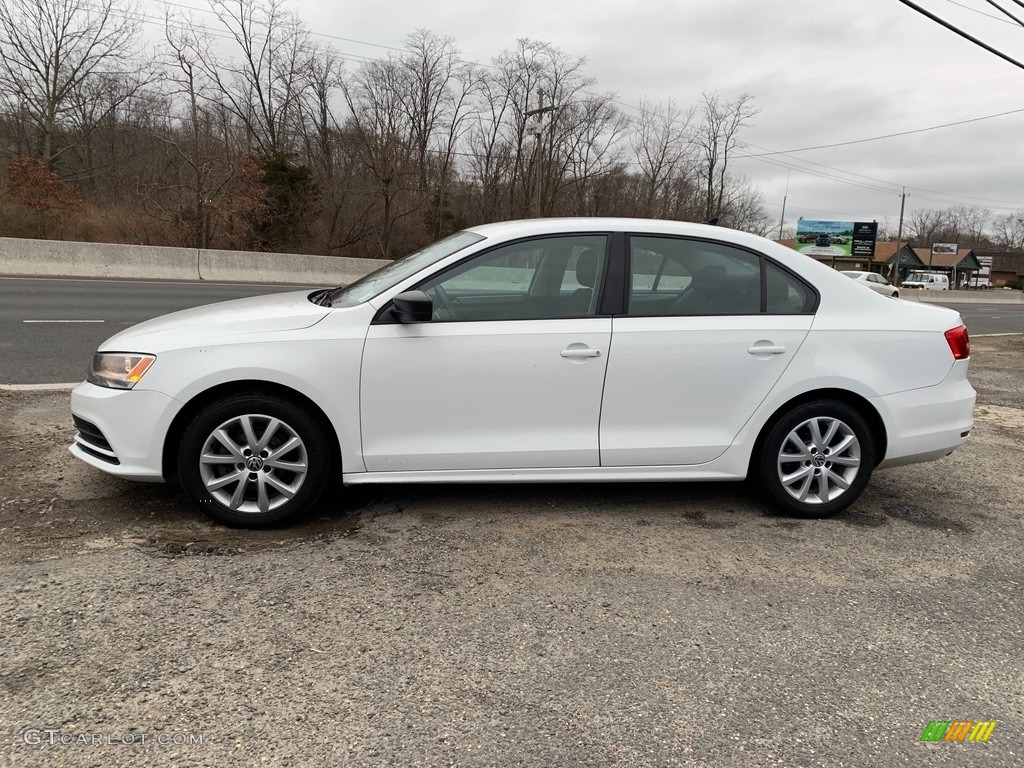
[308,288,333,307]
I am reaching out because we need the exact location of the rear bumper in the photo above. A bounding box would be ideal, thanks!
[873,361,975,469]
[69,382,175,481]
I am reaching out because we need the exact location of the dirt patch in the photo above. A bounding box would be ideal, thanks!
[0,391,365,563]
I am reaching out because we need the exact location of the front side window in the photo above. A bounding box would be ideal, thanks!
[416,235,608,322]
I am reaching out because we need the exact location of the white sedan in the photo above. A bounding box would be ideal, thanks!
[840,270,900,298]
[70,218,975,528]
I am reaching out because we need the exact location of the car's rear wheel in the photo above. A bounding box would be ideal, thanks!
[758,400,875,518]
[178,394,331,528]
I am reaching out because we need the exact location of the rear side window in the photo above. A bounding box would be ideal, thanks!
[765,261,815,314]
[626,236,814,316]
[628,236,760,316]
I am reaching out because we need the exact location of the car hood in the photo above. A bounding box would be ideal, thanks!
[98,290,331,353]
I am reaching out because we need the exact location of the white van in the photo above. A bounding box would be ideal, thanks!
[903,272,949,290]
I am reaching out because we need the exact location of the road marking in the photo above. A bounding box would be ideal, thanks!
[974,332,1023,337]
[22,319,105,323]
[0,383,78,391]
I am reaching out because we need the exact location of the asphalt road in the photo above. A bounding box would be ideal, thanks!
[0,277,312,384]
[1,276,1022,385]
[949,302,1024,335]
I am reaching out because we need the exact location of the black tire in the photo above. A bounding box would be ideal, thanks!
[757,399,875,518]
[177,394,332,528]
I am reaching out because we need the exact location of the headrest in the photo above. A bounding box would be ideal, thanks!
[576,249,599,288]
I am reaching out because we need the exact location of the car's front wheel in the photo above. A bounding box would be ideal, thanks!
[758,400,875,518]
[177,394,332,528]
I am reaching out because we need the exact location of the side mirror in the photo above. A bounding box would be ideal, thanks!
[392,290,433,323]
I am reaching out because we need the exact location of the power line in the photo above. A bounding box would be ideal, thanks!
[739,105,1024,158]
[982,0,1024,27]
[896,0,1024,72]
[942,0,1024,25]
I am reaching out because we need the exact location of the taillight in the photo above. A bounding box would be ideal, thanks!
[944,325,970,360]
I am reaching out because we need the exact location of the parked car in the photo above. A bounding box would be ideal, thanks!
[967,277,992,289]
[70,218,975,528]
[840,270,900,298]
[902,272,949,290]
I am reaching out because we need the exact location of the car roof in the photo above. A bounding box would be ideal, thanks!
[465,217,726,239]
[463,217,787,256]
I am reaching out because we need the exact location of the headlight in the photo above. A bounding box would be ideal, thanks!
[88,353,156,389]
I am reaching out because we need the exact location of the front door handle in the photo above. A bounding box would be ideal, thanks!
[561,346,602,359]
[748,343,786,356]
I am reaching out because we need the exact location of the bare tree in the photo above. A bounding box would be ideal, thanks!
[630,98,696,217]
[465,67,518,221]
[157,13,241,247]
[342,56,421,259]
[0,0,143,164]
[396,30,480,236]
[905,207,948,246]
[694,91,759,223]
[944,204,991,247]
[555,94,628,216]
[197,0,313,155]
[991,210,1024,251]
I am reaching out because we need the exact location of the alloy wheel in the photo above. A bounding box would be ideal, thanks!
[776,416,861,505]
[198,414,309,515]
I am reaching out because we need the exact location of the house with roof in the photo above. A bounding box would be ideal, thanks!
[776,239,925,277]
[974,251,1024,286]
[908,247,982,287]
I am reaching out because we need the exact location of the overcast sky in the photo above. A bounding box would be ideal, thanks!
[157,0,1024,233]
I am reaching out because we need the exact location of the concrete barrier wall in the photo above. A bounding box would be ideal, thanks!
[914,289,1024,304]
[0,236,197,280]
[0,236,389,285]
[198,247,387,285]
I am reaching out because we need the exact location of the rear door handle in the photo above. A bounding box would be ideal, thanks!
[561,347,602,359]
[748,343,786,356]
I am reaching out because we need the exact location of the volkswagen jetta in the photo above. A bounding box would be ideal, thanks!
[70,218,975,527]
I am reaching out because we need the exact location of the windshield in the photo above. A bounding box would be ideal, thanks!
[905,273,932,282]
[327,231,485,307]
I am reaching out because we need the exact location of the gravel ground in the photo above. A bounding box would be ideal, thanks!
[1,335,1022,767]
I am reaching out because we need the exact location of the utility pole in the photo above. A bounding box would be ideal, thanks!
[894,187,908,287]
[525,89,557,217]
[778,170,790,240]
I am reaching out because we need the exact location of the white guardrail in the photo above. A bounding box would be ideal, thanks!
[0,236,388,285]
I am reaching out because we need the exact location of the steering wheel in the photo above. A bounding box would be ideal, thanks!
[430,284,457,320]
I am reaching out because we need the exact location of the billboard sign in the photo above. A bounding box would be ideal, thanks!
[931,242,959,257]
[794,219,877,259]
[851,222,878,257]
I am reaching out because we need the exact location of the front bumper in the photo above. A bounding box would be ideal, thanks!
[69,382,178,481]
